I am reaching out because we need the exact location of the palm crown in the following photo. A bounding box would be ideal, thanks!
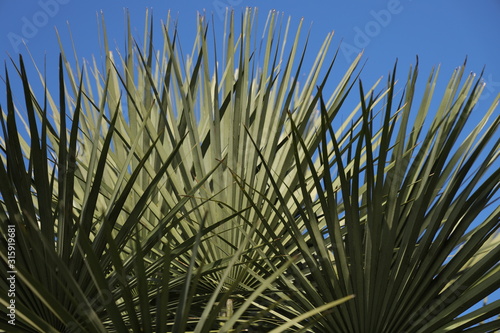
[0,8,499,333]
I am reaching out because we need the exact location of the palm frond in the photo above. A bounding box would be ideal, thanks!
[1,7,498,333]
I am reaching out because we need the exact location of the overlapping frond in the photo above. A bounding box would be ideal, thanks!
[0,7,498,332]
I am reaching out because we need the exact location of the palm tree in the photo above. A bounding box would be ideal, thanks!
[0,7,498,333]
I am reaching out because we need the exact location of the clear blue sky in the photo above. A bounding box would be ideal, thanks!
[2,0,500,101]
[1,0,499,312]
